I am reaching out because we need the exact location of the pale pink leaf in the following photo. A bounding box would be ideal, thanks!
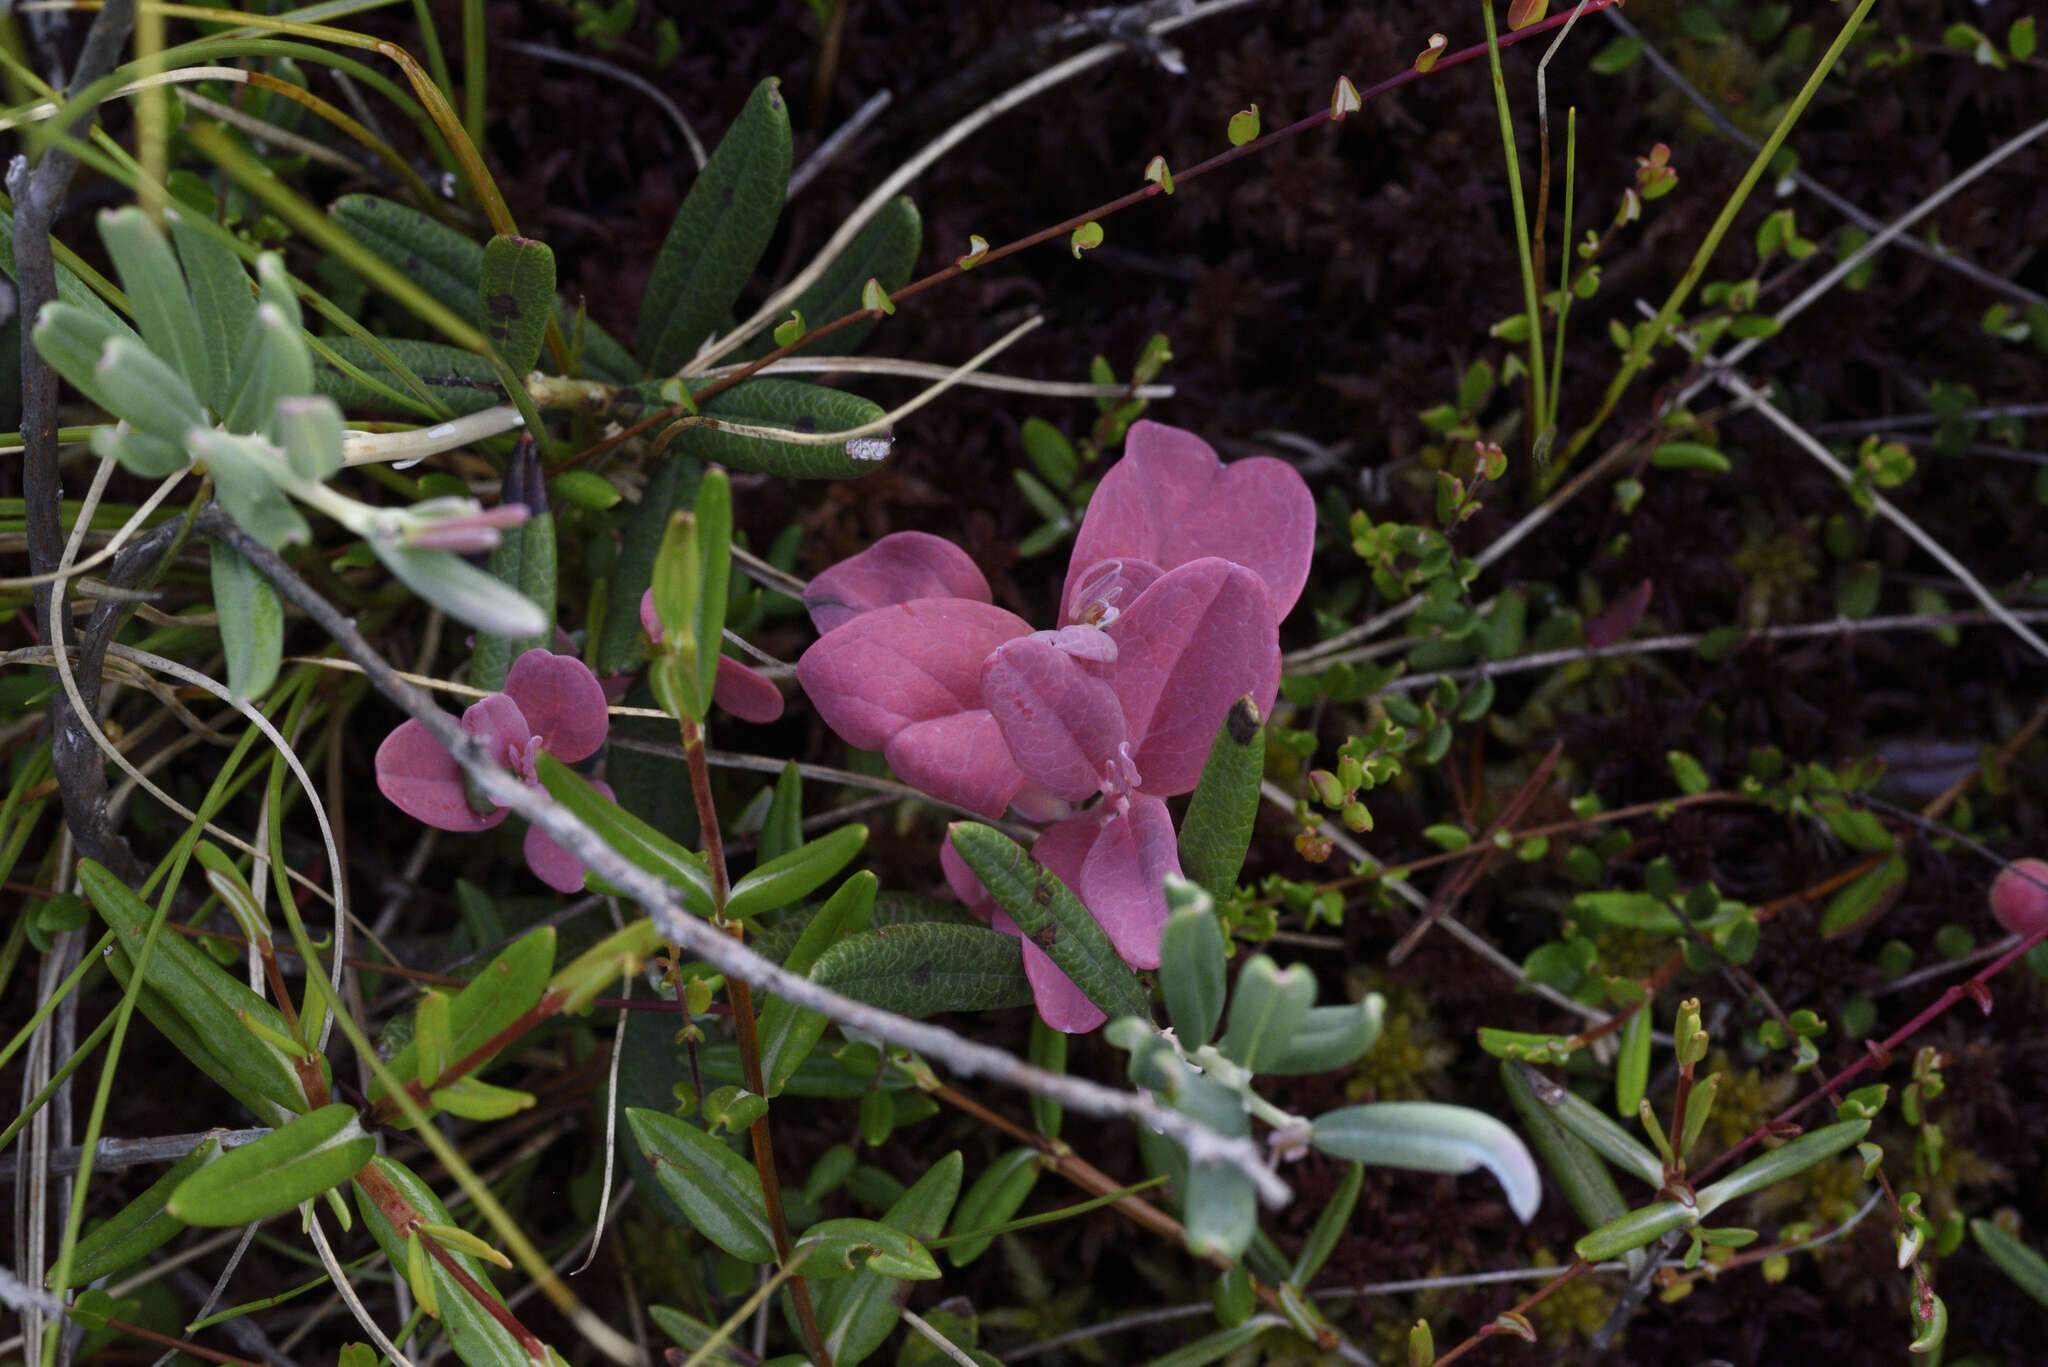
[375,718,509,832]
[981,636,1131,804]
[1584,578,1654,649]
[503,649,610,763]
[1032,801,1179,969]
[712,657,785,723]
[885,710,1028,819]
[638,587,661,641]
[460,693,536,771]
[1064,420,1315,620]
[941,836,992,914]
[796,598,1030,752]
[523,778,613,892]
[803,530,992,634]
[1108,559,1279,797]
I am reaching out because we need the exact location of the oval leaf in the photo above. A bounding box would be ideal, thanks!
[58,1138,220,1287]
[1310,1101,1542,1223]
[671,377,890,480]
[210,540,284,703]
[944,1147,1040,1267]
[1157,883,1228,1050]
[1262,998,1385,1076]
[1177,697,1264,899]
[729,825,869,921]
[168,1105,372,1226]
[794,1219,941,1280]
[1214,954,1314,1072]
[626,1107,776,1263]
[809,922,1033,1019]
[480,235,555,375]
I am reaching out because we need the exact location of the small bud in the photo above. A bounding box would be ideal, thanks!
[1507,0,1550,30]
[1143,155,1175,194]
[772,310,806,348]
[955,234,989,270]
[860,277,895,315]
[1330,75,1361,119]
[1070,221,1104,259]
[1414,34,1448,72]
[1226,104,1260,146]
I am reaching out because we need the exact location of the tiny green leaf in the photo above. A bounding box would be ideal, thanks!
[794,1219,941,1280]
[1650,442,1731,473]
[1215,954,1315,1072]
[1226,105,1260,145]
[1069,222,1104,259]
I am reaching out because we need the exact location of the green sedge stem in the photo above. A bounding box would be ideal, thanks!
[1482,0,1547,454]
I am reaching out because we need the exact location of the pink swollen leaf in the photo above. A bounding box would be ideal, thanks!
[1063,419,1316,621]
[1584,578,1654,649]
[994,908,1107,1033]
[374,717,512,832]
[711,657,786,724]
[803,531,993,635]
[981,634,1131,805]
[885,710,1026,819]
[503,650,610,764]
[1033,799,1180,969]
[523,777,614,892]
[1107,559,1280,797]
[796,598,1030,752]
[461,693,537,771]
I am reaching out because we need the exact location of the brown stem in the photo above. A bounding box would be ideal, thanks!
[1430,1259,1592,1366]
[367,990,566,1126]
[681,715,834,1367]
[420,1233,549,1360]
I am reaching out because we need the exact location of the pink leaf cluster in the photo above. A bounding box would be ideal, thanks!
[797,421,1314,1030]
[637,589,786,724]
[375,649,612,892]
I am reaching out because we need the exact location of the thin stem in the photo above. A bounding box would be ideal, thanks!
[1481,0,1546,447]
[680,717,832,1367]
[1430,1260,1591,1366]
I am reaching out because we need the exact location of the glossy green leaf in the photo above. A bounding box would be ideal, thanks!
[354,1156,534,1367]
[98,207,208,399]
[107,972,293,1125]
[759,762,804,863]
[168,1104,372,1225]
[1030,1018,1066,1142]
[809,922,1033,1018]
[210,541,284,703]
[1289,1161,1362,1285]
[728,823,868,921]
[370,926,554,1115]
[646,1307,752,1367]
[595,454,701,673]
[1971,1219,2048,1308]
[1310,1102,1541,1223]
[670,378,890,479]
[1215,954,1314,1072]
[648,468,731,722]
[1501,1061,1632,1252]
[1574,1199,1698,1262]
[742,196,921,360]
[1650,441,1731,473]
[312,336,503,417]
[815,1151,961,1367]
[547,919,663,1015]
[167,208,257,413]
[1512,1062,1663,1185]
[1820,853,1908,937]
[81,859,309,1114]
[1158,881,1228,1050]
[627,1107,776,1262]
[57,1137,219,1288]
[1694,1119,1869,1215]
[369,541,547,638]
[532,751,714,913]
[1178,697,1264,899]
[793,1219,940,1280]
[480,235,555,375]
[1262,998,1385,1075]
[758,872,876,1097]
[1615,1003,1652,1119]
[945,1147,1041,1266]
[947,823,1150,1024]
[640,77,791,375]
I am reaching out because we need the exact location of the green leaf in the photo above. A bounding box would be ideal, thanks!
[1650,442,1731,473]
[1215,954,1315,1072]
[1173,1074,1257,1260]
[369,927,555,1118]
[0,205,141,341]
[1615,1004,1652,1119]
[648,468,732,721]
[168,1105,373,1225]
[369,542,548,638]
[1501,1062,1632,1250]
[759,762,804,863]
[1310,1102,1541,1222]
[1157,882,1228,1050]
[532,752,715,912]
[671,377,890,479]
[815,1152,961,1367]
[331,194,484,329]
[1261,998,1385,1075]
[218,256,313,436]
[471,506,556,694]
[1289,1162,1362,1284]
[946,823,1151,1024]
[56,1137,220,1288]
[81,859,309,1114]
[312,336,503,417]
[270,395,345,483]
[626,1107,777,1263]
[758,873,877,1096]
[945,1147,1040,1266]
[1819,852,1907,937]
[31,302,132,426]
[809,923,1033,1018]
[1694,1119,1869,1215]
[1137,1319,1282,1367]
[793,1219,941,1280]
[2011,15,2038,61]
[1574,1199,1698,1261]
[742,196,921,360]
[728,824,867,921]
[479,235,556,375]
[646,1308,752,1367]
[167,208,258,413]
[210,541,284,703]
[1178,697,1265,899]
[97,207,208,400]
[639,77,792,375]
[1505,1061,1663,1184]
[1666,750,1710,795]
[354,1156,535,1367]
[1030,1018,1066,1142]
[595,453,701,673]
[1971,1219,2048,1308]
[91,335,211,445]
